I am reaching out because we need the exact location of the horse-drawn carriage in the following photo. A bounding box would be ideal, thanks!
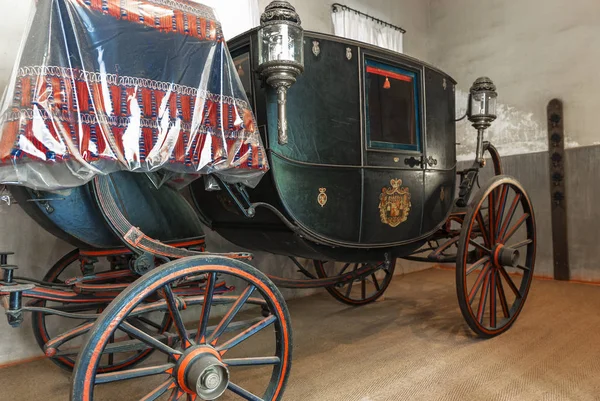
[0,1,535,400]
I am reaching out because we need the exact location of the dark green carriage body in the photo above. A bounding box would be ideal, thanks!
[191,30,457,262]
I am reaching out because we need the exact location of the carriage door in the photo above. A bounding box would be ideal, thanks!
[360,56,425,244]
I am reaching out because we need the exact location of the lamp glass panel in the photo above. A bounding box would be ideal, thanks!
[258,24,303,65]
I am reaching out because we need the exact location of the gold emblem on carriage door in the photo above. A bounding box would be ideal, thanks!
[379,179,411,227]
[317,188,328,207]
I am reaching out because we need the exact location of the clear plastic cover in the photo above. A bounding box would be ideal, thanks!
[0,0,268,190]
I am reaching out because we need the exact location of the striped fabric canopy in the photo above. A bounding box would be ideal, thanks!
[0,0,268,189]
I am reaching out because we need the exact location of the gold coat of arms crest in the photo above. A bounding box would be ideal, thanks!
[379,179,411,227]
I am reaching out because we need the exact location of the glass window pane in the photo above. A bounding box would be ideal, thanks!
[366,60,420,151]
[233,51,252,101]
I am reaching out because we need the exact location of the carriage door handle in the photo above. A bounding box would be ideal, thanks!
[404,156,437,168]
[404,157,422,168]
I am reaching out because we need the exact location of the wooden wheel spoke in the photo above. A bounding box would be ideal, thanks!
[217,315,276,353]
[227,382,263,401]
[338,263,351,276]
[466,256,491,276]
[495,185,509,239]
[139,379,175,401]
[469,239,491,254]
[496,271,510,319]
[498,193,522,242]
[361,277,367,299]
[475,211,491,247]
[344,264,358,297]
[95,363,174,384]
[500,213,529,243]
[476,269,492,324]
[371,273,381,292]
[44,321,94,350]
[208,284,256,345]
[488,190,496,243]
[432,236,460,257]
[515,265,531,272]
[224,356,281,367]
[508,239,533,249]
[120,321,181,357]
[136,316,163,331]
[162,285,191,348]
[489,268,497,328]
[196,272,217,344]
[468,262,491,304]
[498,266,521,299]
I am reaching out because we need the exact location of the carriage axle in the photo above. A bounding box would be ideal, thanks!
[176,346,230,400]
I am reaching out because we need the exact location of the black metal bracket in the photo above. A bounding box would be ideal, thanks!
[288,257,316,279]
[212,176,256,218]
[454,141,500,208]
[455,165,480,208]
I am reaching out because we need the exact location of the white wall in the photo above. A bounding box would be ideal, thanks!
[430,0,600,159]
[0,0,30,96]
[259,0,431,62]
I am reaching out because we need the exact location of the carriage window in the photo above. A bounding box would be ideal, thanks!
[365,59,420,151]
[233,51,252,100]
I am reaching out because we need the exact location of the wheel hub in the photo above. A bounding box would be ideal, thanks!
[176,346,229,400]
[493,244,519,268]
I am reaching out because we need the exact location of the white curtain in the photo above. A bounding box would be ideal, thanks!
[196,0,260,40]
[331,8,403,54]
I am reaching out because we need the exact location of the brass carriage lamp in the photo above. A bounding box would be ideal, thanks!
[257,1,304,145]
[468,77,498,165]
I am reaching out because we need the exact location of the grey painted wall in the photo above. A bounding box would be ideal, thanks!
[565,145,600,282]
[431,0,600,284]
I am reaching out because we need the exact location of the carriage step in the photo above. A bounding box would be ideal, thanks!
[0,282,33,329]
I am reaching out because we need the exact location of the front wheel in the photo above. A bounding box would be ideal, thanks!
[456,175,536,337]
[71,256,292,401]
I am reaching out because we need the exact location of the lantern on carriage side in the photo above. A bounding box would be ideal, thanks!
[468,77,498,165]
[257,1,304,145]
